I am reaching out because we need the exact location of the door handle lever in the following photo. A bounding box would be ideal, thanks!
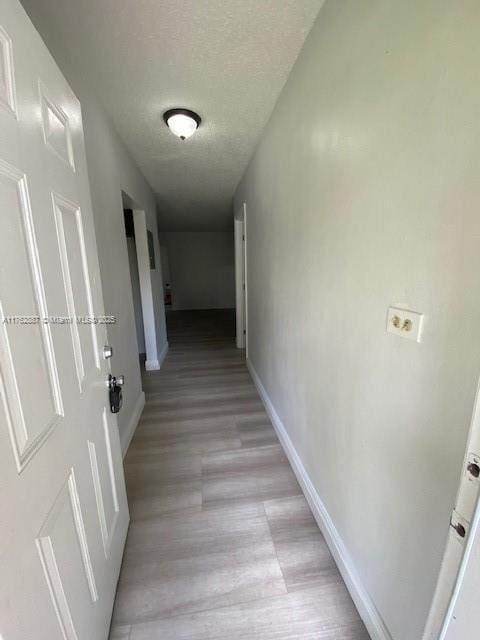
[108,374,124,413]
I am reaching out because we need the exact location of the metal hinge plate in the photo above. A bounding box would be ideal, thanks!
[466,452,480,484]
[450,509,469,544]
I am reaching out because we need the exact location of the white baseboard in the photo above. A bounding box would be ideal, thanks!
[247,358,392,640]
[145,341,169,371]
[121,391,145,458]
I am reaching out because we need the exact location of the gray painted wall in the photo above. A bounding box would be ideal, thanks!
[162,232,235,311]
[235,1,480,638]
[21,1,168,451]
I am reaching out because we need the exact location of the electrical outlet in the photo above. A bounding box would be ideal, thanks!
[386,306,424,342]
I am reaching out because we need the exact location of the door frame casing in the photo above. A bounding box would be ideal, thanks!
[234,202,247,351]
[423,376,480,638]
[132,208,159,370]
[438,493,480,638]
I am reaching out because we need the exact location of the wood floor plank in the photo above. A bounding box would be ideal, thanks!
[112,542,286,624]
[202,444,301,505]
[109,310,369,639]
[120,501,270,563]
[235,414,278,448]
[125,453,202,491]
[127,481,202,521]
[264,494,340,591]
[127,583,370,640]
[127,415,242,457]
[109,625,130,639]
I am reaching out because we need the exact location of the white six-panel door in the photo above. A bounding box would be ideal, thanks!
[0,1,129,638]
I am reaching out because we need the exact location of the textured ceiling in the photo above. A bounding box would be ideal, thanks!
[21,0,323,230]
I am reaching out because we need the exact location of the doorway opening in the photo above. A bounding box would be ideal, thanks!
[121,191,160,371]
[234,202,247,352]
[160,242,173,311]
[159,230,237,344]
[124,208,146,360]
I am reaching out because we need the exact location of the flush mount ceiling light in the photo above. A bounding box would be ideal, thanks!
[163,108,201,140]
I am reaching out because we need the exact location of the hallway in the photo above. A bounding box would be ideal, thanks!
[110,311,368,640]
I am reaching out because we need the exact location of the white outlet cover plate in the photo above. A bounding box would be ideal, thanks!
[386,306,424,342]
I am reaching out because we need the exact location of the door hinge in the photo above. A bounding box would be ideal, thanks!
[450,509,469,543]
[242,283,245,290]
[466,452,480,483]
[242,235,245,241]
[243,329,246,335]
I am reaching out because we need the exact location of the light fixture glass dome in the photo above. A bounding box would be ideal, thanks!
[164,108,201,140]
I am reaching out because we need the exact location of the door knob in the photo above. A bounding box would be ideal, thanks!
[108,374,124,413]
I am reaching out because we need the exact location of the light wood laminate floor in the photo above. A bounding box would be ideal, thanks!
[110,310,369,640]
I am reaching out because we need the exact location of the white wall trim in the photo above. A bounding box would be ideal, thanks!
[133,209,159,368]
[242,202,248,359]
[121,391,145,457]
[145,340,168,371]
[234,217,245,349]
[247,358,392,640]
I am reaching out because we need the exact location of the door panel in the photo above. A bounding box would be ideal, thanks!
[36,470,98,640]
[88,410,120,559]
[0,2,129,639]
[52,192,99,388]
[40,83,75,171]
[0,158,63,470]
[0,25,16,116]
